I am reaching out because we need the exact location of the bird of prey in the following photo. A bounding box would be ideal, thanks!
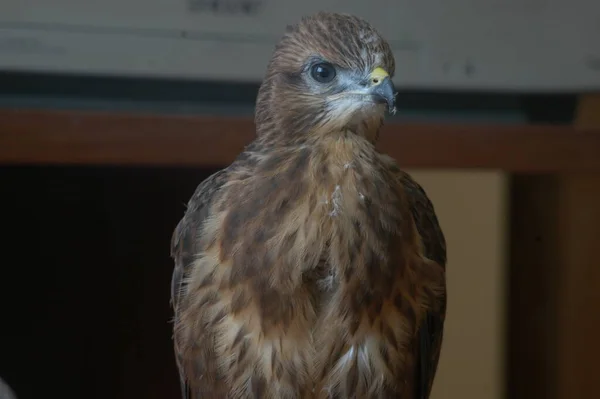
[171,11,447,399]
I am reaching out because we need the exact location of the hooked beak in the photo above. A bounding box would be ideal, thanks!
[368,67,396,113]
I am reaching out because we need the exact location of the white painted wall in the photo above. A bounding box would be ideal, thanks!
[0,0,599,90]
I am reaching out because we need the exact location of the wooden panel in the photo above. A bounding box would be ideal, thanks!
[556,173,600,399]
[512,173,600,399]
[509,174,600,399]
[556,95,600,399]
[1,107,600,171]
[509,175,560,399]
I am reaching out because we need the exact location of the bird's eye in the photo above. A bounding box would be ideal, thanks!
[310,63,336,83]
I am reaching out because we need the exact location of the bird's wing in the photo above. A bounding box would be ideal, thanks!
[170,168,229,399]
[400,172,447,399]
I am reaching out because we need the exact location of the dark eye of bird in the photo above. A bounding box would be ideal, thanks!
[310,63,336,83]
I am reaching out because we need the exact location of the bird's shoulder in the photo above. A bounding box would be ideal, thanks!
[170,167,230,291]
[401,173,446,267]
[170,143,259,266]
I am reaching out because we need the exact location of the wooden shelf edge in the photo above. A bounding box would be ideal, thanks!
[1,107,600,171]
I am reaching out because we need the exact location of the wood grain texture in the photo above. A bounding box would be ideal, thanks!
[1,107,600,171]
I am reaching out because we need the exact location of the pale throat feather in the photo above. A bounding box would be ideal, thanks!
[310,131,381,223]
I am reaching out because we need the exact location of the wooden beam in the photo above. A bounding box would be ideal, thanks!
[1,107,600,171]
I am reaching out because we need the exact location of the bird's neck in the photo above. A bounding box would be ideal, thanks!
[313,131,376,165]
[254,123,383,154]
[251,131,383,192]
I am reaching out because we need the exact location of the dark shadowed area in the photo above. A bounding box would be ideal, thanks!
[0,165,219,399]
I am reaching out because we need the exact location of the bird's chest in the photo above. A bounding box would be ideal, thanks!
[301,157,397,285]
[304,137,393,228]
[318,165,366,221]
[309,154,391,236]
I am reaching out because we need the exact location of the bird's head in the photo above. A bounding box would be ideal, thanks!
[255,12,397,143]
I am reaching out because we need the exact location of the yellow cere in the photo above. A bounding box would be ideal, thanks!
[369,67,389,85]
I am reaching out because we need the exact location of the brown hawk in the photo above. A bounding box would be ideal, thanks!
[171,11,447,399]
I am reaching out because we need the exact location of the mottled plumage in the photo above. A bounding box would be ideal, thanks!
[171,11,447,399]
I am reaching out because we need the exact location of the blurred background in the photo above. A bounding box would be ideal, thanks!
[0,1,599,398]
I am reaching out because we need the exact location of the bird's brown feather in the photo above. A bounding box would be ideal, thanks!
[171,11,446,399]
